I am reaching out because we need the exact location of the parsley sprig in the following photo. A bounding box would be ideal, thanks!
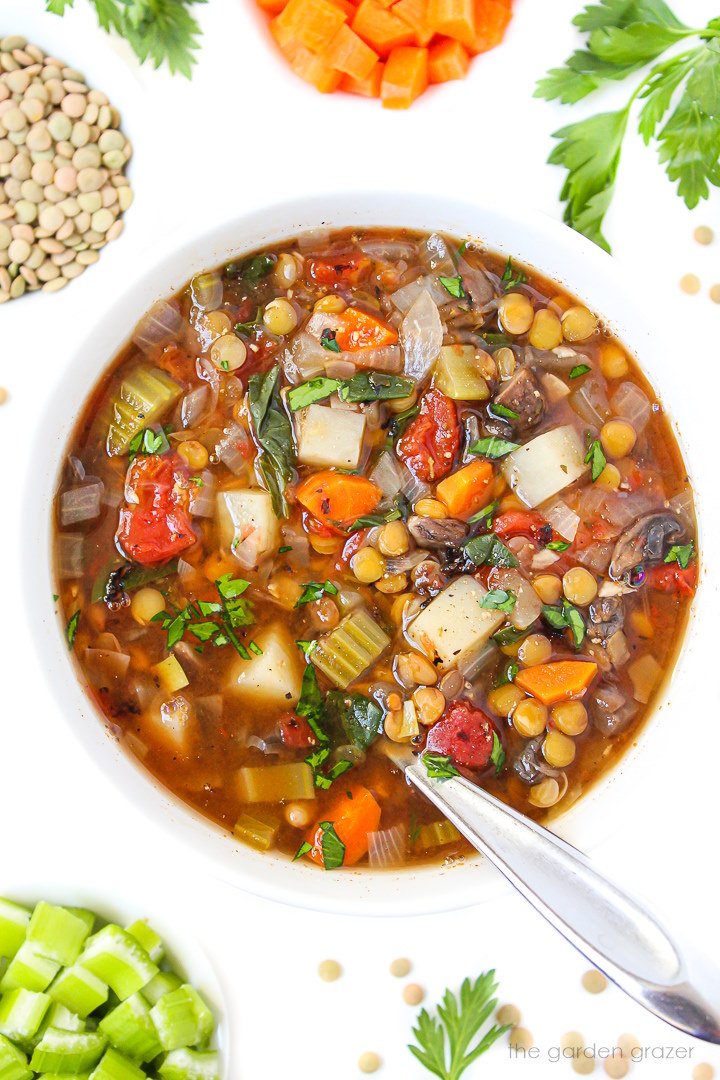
[536,1,720,252]
[152,574,256,658]
[46,0,206,78]
[408,973,509,1080]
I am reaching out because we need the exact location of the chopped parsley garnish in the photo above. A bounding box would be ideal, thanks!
[424,753,460,780]
[495,659,519,687]
[463,533,520,569]
[65,610,81,651]
[189,476,204,487]
[479,589,517,614]
[340,371,414,404]
[569,364,591,379]
[546,539,571,551]
[318,821,346,870]
[349,494,409,532]
[52,594,59,603]
[296,639,318,657]
[501,256,527,290]
[542,601,586,649]
[490,403,520,421]
[457,240,468,256]
[492,624,529,647]
[490,731,505,777]
[307,746,354,790]
[293,841,313,862]
[664,541,694,569]
[234,306,263,336]
[247,363,295,519]
[469,436,520,459]
[295,580,339,607]
[467,500,498,528]
[296,664,329,744]
[234,253,274,281]
[287,376,340,411]
[127,426,166,462]
[152,575,254,656]
[585,433,607,482]
[439,274,465,299]
[320,328,341,353]
[278,545,293,554]
[248,640,263,656]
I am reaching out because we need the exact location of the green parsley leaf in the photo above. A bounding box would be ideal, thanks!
[339,371,414,403]
[467,501,498,527]
[480,332,513,347]
[491,403,520,421]
[295,580,338,607]
[247,364,295,518]
[664,541,694,568]
[501,256,527,289]
[234,253,274,281]
[490,731,506,777]
[569,364,592,378]
[564,601,586,649]
[189,476,204,487]
[234,306,263,336]
[463,533,520,569]
[388,403,420,441]
[296,664,329,744]
[326,692,383,751]
[293,841,313,862]
[188,622,219,642]
[318,821,346,870]
[47,0,206,79]
[585,433,607,481]
[296,639,318,657]
[479,589,517,614]
[542,604,570,630]
[249,640,263,656]
[320,329,341,353]
[66,610,81,651]
[127,426,167,462]
[492,624,529,647]
[278,545,293,554]
[349,494,409,532]
[424,753,460,780]
[546,539,571,551]
[439,274,466,299]
[287,376,340,411]
[408,972,510,1080]
[52,594,59,603]
[469,436,520,459]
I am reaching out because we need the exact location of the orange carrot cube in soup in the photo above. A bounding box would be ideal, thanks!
[339,61,384,95]
[470,0,511,53]
[427,0,475,49]
[352,0,415,57]
[392,0,434,47]
[381,45,428,108]
[305,787,382,868]
[428,36,469,81]
[280,0,349,51]
[321,24,379,81]
[269,13,297,48]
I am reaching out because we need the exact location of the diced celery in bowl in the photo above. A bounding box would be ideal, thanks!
[0,898,225,1080]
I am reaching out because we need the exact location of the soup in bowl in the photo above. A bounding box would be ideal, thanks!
[49,219,697,883]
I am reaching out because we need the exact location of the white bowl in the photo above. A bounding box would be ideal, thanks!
[0,882,229,1074]
[25,192,706,917]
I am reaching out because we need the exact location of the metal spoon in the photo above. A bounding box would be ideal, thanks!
[383,740,720,1043]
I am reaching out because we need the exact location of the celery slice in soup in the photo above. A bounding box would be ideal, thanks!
[0,988,51,1044]
[234,811,281,851]
[433,345,490,401]
[415,820,462,849]
[236,762,315,804]
[312,609,390,690]
[99,995,162,1064]
[106,366,181,456]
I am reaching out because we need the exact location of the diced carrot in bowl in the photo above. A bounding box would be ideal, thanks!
[321,24,379,81]
[381,45,428,108]
[470,0,511,53]
[340,61,384,96]
[280,0,349,51]
[392,0,434,47]
[428,0,475,48]
[304,787,382,868]
[352,0,415,56]
[258,0,288,14]
[428,36,469,81]
[291,44,344,91]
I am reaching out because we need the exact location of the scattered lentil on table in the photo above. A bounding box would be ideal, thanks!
[616,1033,640,1060]
[561,1031,585,1054]
[679,273,701,295]
[693,225,714,245]
[389,957,411,978]
[497,1003,521,1027]
[0,35,133,303]
[709,284,720,304]
[573,1052,596,1075]
[508,1026,534,1052]
[402,982,424,1006]
[693,1065,715,1080]
[604,1057,629,1079]
[358,1050,382,1073]
[581,969,608,994]
[317,958,342,981]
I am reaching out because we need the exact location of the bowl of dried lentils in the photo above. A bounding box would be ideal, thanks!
[0,33,134,303]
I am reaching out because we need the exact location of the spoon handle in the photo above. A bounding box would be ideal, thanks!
[407,763,720,1043]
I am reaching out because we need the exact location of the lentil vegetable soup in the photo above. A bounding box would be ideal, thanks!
[53,229,698,871]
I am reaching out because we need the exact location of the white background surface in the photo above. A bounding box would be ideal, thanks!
[1,0,720,1075]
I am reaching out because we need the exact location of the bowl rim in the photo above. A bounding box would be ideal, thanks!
[24,189,702,917]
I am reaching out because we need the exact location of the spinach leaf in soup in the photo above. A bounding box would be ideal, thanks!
[248,364,295,518]
[326,692,383,751]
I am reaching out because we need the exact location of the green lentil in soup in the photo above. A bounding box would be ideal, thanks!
[53,228,698,870]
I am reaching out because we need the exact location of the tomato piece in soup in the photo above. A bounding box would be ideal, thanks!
[306,255,371,287]
[397,389,460,481]
[116,455,196,566]
[645,561,698,596]
[426,701,496,769]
